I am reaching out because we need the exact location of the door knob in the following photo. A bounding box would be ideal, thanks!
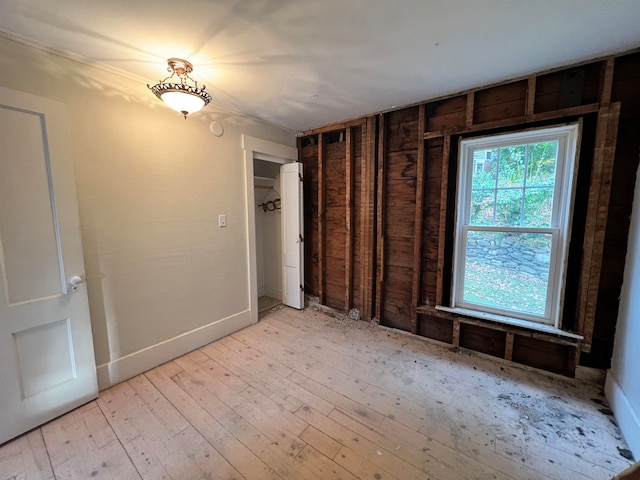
[68,275,85,291]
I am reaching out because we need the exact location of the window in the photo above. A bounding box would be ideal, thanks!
[452,124,579,327]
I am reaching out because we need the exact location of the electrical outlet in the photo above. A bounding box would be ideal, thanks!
[218,214,226,227]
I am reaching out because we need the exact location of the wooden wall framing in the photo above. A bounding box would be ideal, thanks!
[298,50,640,376]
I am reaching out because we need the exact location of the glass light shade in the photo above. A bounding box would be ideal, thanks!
[160,90,206,115]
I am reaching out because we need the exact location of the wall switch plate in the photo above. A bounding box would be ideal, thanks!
[218,214,226,227]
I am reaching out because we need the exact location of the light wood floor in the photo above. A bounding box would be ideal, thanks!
[1,307,633,480]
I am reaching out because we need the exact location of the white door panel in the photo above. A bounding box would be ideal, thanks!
[0,86,97,444]
[281,162,304,309]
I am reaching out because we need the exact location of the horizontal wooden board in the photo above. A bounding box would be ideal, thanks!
[325,282,345,310]
[417,314,453,343]
[382,296,412,330]
[385,150,418,179]
[383,265,413,297]
[473,80,527,124]
[325,207,347,229]
[426,95,467,132]
[459,324,506,359]
[535,61,603,113]
[384,179,417,207]
[424,143,444,178]
[385,237,415,268]
[384,206,416,238]
[325,239,347,260]
[512,335,572,375]
[386,106,419,125]
[325,261,346,287]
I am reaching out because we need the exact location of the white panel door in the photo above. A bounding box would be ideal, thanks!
[0,86,97,444]
[281,162,304,309]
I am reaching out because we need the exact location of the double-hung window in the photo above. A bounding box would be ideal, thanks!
[451,124,579,327]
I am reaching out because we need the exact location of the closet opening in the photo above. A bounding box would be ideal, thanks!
[254,159,283,315]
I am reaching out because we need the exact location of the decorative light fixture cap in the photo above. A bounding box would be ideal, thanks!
[148,58,212,119]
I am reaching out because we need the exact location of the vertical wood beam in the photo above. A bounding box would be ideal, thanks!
[318,133,325,305]
[410,105,426,334]
[526,77,537,116]
[360,117,376,320]
[345,127,354,310]
[577,102,621,352]
[600,57,615,108]
[452,319,461,347]
[466,92,475,127]
[504,333,515,361]
[435,134,451,306]
[567,346,580,378]
[374,115,386,323]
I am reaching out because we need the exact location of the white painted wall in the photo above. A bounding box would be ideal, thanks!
[606,164,640,459]
[0,36,295,389]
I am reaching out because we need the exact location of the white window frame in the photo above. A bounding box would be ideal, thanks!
[451,124,580,327]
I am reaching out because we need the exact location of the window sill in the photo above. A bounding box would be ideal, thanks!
[434,306,584,341]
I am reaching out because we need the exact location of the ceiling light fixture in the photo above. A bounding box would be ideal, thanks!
[148,58,212,119]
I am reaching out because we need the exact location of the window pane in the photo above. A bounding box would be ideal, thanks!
[471,149,497,190]
[470,190,495,226]
[497,146,526,188]
[495,188,523,227]
[462,231,551,317]
[523,187,553,227]
[527,141,558,187]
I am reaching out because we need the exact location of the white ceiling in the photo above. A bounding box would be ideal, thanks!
[0,0,639,131]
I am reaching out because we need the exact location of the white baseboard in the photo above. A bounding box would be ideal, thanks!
[606,370,640,459]
[96,309,252,391]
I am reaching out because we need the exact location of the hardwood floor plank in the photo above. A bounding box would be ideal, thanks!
[218,335,296,378]
[98,377,243,479]
[296,405,433,480]
[127,374,191,437]
[329,408,511,480]
[169,361,320,480]
[203,338,334,415]
[0,307,632,480]
[299,425,342,459]
[268,308,631,473]
[174,355,308,458]
[294,445,359,480]
[333,446,403,480]
[233,328,385,427]
[145,363,279,480]
[0,429,54,480]
[42,404,141,480]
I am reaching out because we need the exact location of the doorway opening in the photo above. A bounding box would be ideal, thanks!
[242,135,301,325]
[254,158,283,315]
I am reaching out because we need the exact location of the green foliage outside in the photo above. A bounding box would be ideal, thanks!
[470,141,558,229]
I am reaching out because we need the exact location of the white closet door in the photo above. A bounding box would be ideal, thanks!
[281,162,304,309]
[0,86,98,444]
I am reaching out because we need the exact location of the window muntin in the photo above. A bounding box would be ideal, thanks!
[453,125,579,326]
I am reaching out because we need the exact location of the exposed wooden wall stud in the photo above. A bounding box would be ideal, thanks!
[526,76,537,115]
[410,105,426,334]
[466,91,475,126]
[318,132,325,305]
[345,127,354,310]
[505,333,515,361]
[435,134,451,306]
[374,115,386,323]
[578,102,621,352]
[600,57,615,107]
